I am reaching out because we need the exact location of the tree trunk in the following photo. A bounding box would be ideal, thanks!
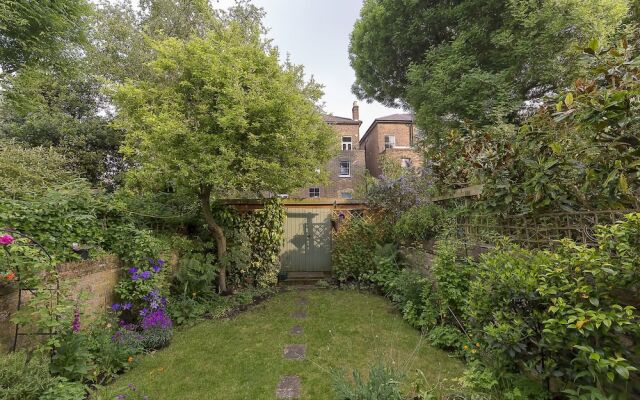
[199,185,227,293]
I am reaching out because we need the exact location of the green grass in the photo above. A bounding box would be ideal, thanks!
[100,290,464,399]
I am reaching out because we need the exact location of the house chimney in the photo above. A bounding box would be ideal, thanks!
[352,101,359,121]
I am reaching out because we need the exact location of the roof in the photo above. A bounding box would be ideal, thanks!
[374,113,414,123]
[359,113,414,144]
[322,114,360,125]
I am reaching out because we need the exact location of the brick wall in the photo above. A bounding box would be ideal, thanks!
[293,121,365,199]
[361,121,422,177]
[0,256,121,352]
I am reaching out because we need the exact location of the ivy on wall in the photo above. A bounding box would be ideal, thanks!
[213,199,286,288]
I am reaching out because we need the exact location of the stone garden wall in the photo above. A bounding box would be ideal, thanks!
[0,255,121,352]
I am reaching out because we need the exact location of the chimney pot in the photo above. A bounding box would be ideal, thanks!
[352,101,360,121]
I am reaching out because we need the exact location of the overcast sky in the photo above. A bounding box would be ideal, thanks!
[212,0,402,138]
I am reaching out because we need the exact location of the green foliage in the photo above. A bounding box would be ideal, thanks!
[0,140,75,199]
[173,252,218,298]
[430,239,470,321]
[86,318,138,385]
[0,351,58,400]
[139,327,174,351]
[393,204,447,242]
[331,362,405,400]
[466,243,550,372]
[235,200,286,287]
[39,378,86,400]
[0,66,124,185]
[332,216,393,282]
[422,28,640,213]
[350,0,629,125]
[0,0,89,73]
[356,212,640,398]
[115,25,336,198]
[50,331,92,382]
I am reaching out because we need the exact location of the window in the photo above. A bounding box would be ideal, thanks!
[309,187,320,198]
[340,192,353,199]
[342,136,352,150]
[401,158,412,168]
[384,135,395,149]
[339,161,350,177]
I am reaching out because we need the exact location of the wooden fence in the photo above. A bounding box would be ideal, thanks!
[457,209,637,249]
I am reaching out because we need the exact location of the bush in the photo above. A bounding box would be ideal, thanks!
[173,252,218,299]
[393,203,447,243]
[0,351,57,400]
[333,216,392,282]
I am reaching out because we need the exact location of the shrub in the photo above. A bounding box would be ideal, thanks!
[333,215,392,282]
[0,351,57,400]
[87,317,140,384]
[430,239,470,321]
[393,203,447,243]
[173,252,218,298]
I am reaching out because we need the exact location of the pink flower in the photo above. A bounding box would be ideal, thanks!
[0,235,14,246]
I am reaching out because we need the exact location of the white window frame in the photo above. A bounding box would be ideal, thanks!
[339,161,351,177]
[342,136,352,150]
[384,135,396,149]
[309,187,320,198]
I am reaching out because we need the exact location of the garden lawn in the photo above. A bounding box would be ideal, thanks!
[100,290,464,399]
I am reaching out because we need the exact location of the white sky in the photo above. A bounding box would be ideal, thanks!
[212,0,402,137]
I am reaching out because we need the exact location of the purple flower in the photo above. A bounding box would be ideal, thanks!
[139,308,149,317]
[71,308,81,333]
[111,303,121,311]
[152,265,162,273]
[139,271,151,280]
[128,267,138,274]
[131,273,139,281]
[122,302,132,310]
[141,308,173,330]
[115,395,126,400]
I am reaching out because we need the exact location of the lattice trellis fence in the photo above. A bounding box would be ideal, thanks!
[458,209,638,249]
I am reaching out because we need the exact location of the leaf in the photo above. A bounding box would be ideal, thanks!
[589,297,599,307]
[576,319,588,329]
[615,365,629,380]
[564,92,574,107]
[618,174,629,194]
[589,38,599,53]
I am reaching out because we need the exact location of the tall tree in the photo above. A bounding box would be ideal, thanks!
[114,25,336,292]
[0,0,90,73]
[0,65,124,186]
[349,0,630,128]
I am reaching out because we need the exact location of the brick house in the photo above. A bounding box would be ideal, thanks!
[292,102,365,199]
[359,113,421,177]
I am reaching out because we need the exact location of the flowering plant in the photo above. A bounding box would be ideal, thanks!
[114,258,167,315]
[0,232,55,287]
[112,258,173,350]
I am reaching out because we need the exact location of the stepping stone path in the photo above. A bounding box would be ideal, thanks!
[283,344,305,360]
[276,295,309,399]
[291,310,307,319]
[276,376,301,399]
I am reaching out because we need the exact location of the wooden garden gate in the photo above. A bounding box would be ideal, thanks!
[222,199,367,274]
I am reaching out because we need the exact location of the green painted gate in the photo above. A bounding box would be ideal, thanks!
[280,208,332,272]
